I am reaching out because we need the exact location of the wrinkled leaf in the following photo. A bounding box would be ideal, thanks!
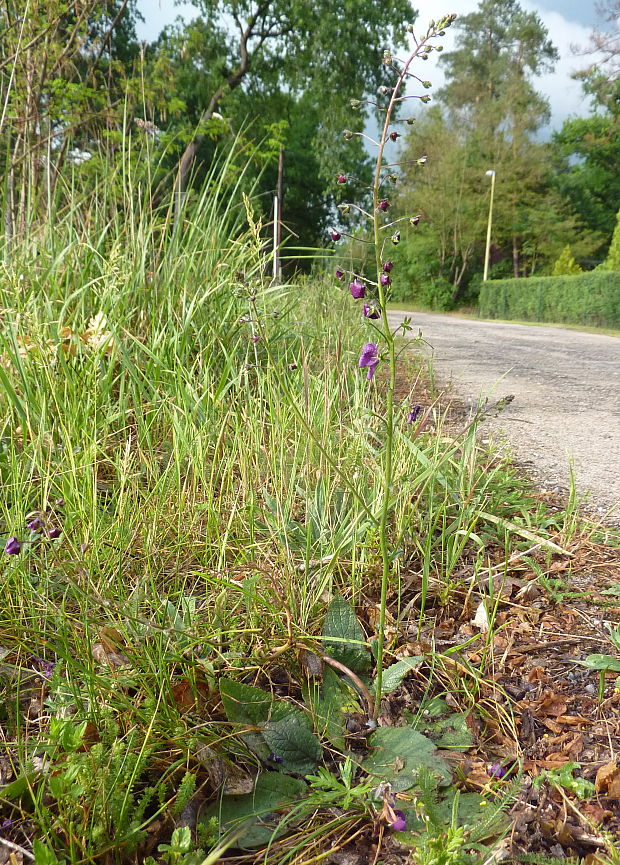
[322,595,371,673]
[261,708,323,774]
[220,678,277,725]
[363,727,451,791]
[203,773,307,848]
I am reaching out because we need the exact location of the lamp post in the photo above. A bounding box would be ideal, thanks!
[483,169,496,282]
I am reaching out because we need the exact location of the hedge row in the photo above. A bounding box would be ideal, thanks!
[478,271,620,328]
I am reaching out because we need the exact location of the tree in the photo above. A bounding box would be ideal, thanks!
[165,0,417,223]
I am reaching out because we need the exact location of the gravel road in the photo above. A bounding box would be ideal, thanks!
[388,310,620,522]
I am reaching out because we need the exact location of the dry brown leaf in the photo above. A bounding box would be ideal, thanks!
[595,761,620,798]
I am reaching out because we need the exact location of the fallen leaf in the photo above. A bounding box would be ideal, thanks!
[595,762,620,798]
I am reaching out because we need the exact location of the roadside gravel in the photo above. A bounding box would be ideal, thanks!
[388,310,620,523]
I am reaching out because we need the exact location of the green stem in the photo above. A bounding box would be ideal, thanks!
[371,36,435,714]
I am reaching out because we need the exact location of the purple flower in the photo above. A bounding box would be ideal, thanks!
[489,763,507,779]
[268,753,283,764]
[358,343,379,380]
[5,537,21,555]
[363,304,381,319]
[335,269,344,280]
[378,199,389,212]
[407,405,422,424]
[382,261,393,272]
[32,656,55,679]
[26,517,43,532]
[0,818,12,831]
[48,527,62,539]
[330,229,341,242]
[337,173,347,184]
[380,273,391,287]
[349,278,366,299]
[392,231,401,245]
[55,499,65,507]
[391,810,407,832]
[389,131,400,142]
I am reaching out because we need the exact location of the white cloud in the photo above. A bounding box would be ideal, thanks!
[406,1,599,133]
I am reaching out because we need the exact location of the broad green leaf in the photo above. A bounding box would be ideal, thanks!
[322,595,371,673]
[373,657,423,695]
[576,654,620,672]
[219,678,276,725]
[202,773,307,849]
[261,708,323,774]
[363,727,451,791]
[302,666,357,750]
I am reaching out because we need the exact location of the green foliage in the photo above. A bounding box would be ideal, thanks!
[601,209,620,271]
[363,727,452,791]
[532,762,596,799]
[321,595,371,673]
[478,272,620,327]
[552,245,582,276]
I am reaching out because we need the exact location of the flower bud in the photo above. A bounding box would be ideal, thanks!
[343,129,353,140]
[392,231,401,245]
[410,215,421,226]
[407,405,422,424]
[378,86,390,95]
[380,273,391,287]
[363,304,381,319]
[378,199,389,212]
[383,50,392,65]
[422,81,432,88]
[5,537,21,555]
[335,269,344,280]
[339,203,351,214]
[420,95,431,103]
[382,261,393,272]
[417,155,427,165]
[48,527,62,539]
[349,278,366,299]
[337,173,347,183]
[388,173,398,184]
[406,117,415,125]
[389,131,400,142]
[330,229,341,241]
[350,99,362,110]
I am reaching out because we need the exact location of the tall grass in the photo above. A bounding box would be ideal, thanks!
[0,141,571,862]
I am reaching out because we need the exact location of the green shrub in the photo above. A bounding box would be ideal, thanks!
[552,245,582,276]
[478,271,620,327]
[599,208,620,271]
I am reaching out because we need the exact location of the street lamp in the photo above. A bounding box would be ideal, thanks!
[483,169,496,282]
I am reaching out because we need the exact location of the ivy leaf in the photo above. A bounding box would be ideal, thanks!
[363,727,451,791]
[322,595,371,673]
[261,708,323,774]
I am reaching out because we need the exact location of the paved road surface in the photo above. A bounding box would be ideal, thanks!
[388,311,620,521]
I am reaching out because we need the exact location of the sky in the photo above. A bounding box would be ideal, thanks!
[135,0,607,133]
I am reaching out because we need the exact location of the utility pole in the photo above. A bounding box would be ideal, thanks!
[483,169,496,282]
[273,148,284,281]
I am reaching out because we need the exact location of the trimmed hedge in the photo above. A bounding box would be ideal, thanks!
[478,271,620,328]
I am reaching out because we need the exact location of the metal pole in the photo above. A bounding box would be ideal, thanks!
[272,194,279,280]
[483,170,495,282]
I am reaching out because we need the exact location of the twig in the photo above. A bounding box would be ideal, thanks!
[0,838,35,861]
[321,655,375,719]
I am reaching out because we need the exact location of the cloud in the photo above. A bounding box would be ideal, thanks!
[406,0,599,133]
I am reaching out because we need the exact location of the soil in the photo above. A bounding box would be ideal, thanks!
[388,311,620,525]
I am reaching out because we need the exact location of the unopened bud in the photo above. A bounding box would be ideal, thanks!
[392,231,401,245]
[420,95,431,103]
[422,81,432,89]
[410,215,421,226]
[406,117,416,125]
[388,173,398,184]
[383,50,392,65]
[343,129,353,140]
[350,99,362,110]
[339,203,351,214]
[378,85,390,95]
[417,155,427,165]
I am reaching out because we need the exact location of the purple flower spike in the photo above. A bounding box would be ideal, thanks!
[48,527,62,539]
[5,537,21,555]
[407,405,422,424]
[391,810,407,832]
[337,173,347,184]
[349,278,366,299]
[378,199,389,212]
[335,269,344,280]
[358,343,379,380]
[330,229,341,242]
[382,261,393,272]
[363,304,381,320]
[380,273,391,287]
[27,517,43,532]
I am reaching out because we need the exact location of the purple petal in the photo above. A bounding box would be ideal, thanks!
[391,810,407,831]
[358,343,378,368]
[5,537,21,555]
[349,278,366,299]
